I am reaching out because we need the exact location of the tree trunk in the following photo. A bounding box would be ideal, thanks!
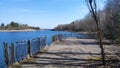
[85,0,106,65]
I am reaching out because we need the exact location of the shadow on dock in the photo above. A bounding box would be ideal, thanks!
[18,51,120,68]
[12,38,120,68]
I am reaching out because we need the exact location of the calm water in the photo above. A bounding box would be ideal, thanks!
[0,30,87,68]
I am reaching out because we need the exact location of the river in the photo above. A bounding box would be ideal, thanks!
[0,30,88,68]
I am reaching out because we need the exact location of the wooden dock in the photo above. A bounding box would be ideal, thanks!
[10,38,120,68]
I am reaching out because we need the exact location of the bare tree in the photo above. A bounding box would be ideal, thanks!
[85,0,106,65]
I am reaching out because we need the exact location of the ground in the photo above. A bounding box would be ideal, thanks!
[10,38,120,68]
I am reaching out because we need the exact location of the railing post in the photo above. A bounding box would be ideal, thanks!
[54,35,55,42]
[60,34,62,41]
[44,37,46,47]
[57,34,60,41]
[55,35,57,41]
[52,36,54,42]
[38,38,41,52]
[3,42,9,65]
[57,35,58,41]
[11,43,15,64]
[51,36,53,44]
[27,40,30,58]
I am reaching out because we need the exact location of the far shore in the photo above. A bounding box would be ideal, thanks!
[0,29,38,32]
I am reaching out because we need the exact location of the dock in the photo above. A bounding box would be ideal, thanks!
[9,38,120,68]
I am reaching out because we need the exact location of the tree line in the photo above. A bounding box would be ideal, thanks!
[0,21,40,30]
[54,0,120,44]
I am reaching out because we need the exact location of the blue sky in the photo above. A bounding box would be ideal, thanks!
[0,0,106,29]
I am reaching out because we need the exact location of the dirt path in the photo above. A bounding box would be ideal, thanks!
[11,38,120,68]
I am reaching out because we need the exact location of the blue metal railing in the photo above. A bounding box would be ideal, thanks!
[30,38,40,55]
[14,40,28,62]
[40,37,46,50]
[3,33,92,68]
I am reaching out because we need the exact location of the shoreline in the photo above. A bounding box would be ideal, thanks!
[0,29,38,32]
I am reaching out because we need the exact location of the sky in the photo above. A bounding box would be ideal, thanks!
[0,0,106,29]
